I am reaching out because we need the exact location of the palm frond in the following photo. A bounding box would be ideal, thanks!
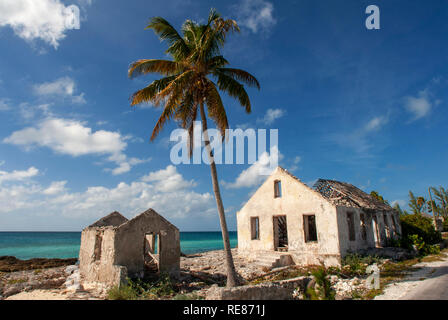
[216,68,260,89]
[205,80,228,137]
[128,59,183,78]
[207,56,229,69]
[174,90,198,157]
[146,17,190,60]
[150,87,185,141]
[130,75,177,106]
[153,70,195,106]
[216,72,251,113]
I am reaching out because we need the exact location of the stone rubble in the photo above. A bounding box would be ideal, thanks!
[2,249,376,300]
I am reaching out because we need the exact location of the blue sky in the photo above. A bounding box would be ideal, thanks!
[0,0,447,231]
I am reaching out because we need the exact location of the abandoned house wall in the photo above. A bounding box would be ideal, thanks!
[336,207,402,256]
[237,167,341,267]
[114,209,181,278]
[79,209,180,288]
[79,227,126,287]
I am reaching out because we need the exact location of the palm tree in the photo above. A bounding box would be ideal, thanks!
[430,186,448,221]
[408,191,426,214]
[128,9,260,287]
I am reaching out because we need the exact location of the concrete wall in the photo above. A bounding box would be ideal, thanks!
[237,168,341,266]
[336,207,402,256]
[79,209,181,288]
[114,210,180,278]
[79,227,126,287]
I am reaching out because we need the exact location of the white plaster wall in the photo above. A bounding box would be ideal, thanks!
[337,207,403,256]
[237,167,341,266]
[79,227,123,286]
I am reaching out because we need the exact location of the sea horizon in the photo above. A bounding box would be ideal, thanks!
[0,231,238,260]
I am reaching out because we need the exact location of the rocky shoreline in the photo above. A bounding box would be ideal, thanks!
[0,256,77,273]
[0,249,373,300]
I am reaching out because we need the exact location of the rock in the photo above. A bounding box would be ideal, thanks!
[206,283,293,300]
[3,284,25,297]
[65,265,78,275]
[330,275,339,284]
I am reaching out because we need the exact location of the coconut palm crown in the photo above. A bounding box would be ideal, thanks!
[128,9,260,150]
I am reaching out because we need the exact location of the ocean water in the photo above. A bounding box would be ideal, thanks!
[0,232,238,260]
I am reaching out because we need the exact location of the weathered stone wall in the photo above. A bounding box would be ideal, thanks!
[79,209,181,288]
[237,167,341,267]
[337,207,402,256]
[79,227,126,287]
[114,210,180,278]
[206,277,310,300]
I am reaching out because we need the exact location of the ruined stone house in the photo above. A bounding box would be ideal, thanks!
[237,167,401,267]
[79,208,180,287]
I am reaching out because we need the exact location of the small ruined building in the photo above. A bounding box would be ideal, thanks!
[79,209,180,288]
[237,167,401,267]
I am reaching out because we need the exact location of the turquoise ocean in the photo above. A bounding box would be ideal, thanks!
[0,232,238,260]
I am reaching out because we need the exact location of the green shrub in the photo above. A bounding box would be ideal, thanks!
[341,253,381,276]
[107,284,138,300]
[408,234,441,256]
[305,266,335,300]
[107,273,176,300]
[400,214,441,246]
[443,219,448,232]
[147,272,176,297]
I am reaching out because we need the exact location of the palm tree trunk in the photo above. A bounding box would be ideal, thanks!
[199,102,239,287]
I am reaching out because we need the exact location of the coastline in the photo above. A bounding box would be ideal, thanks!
[0,231,238,260]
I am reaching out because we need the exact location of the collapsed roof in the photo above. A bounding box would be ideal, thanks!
[313,179,393,211]
[88,211,128,228]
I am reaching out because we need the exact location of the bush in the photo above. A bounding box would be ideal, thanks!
[400,214,442,246]
[305,266,335,300]
[341,253,381,276]
[443,219,448,232]
[408,234,440,256]
[107,283,138,300]
[107,273,176,300]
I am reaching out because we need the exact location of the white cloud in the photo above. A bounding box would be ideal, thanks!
[142,165,195,192]
[3,118,146,175]
[236,0,277,34]
[0,99,11,111]
[19,103,52,120]
[224,146,280,189]
[33,77,86,104]
[0,0,83,48]
[0,166,39,184]
[257,108,285,125]
[4,118,126,156]
[43,180,67,195]
[0,165,214,222]
[329,114,389,155]
[404,91,433,121]
[364,116,388,132]
[76,0,92,6]
[290,156,301,171]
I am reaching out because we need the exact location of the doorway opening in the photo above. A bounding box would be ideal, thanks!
[372,215,381,247]
[143,232,160,276]
[273,216,288,251]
